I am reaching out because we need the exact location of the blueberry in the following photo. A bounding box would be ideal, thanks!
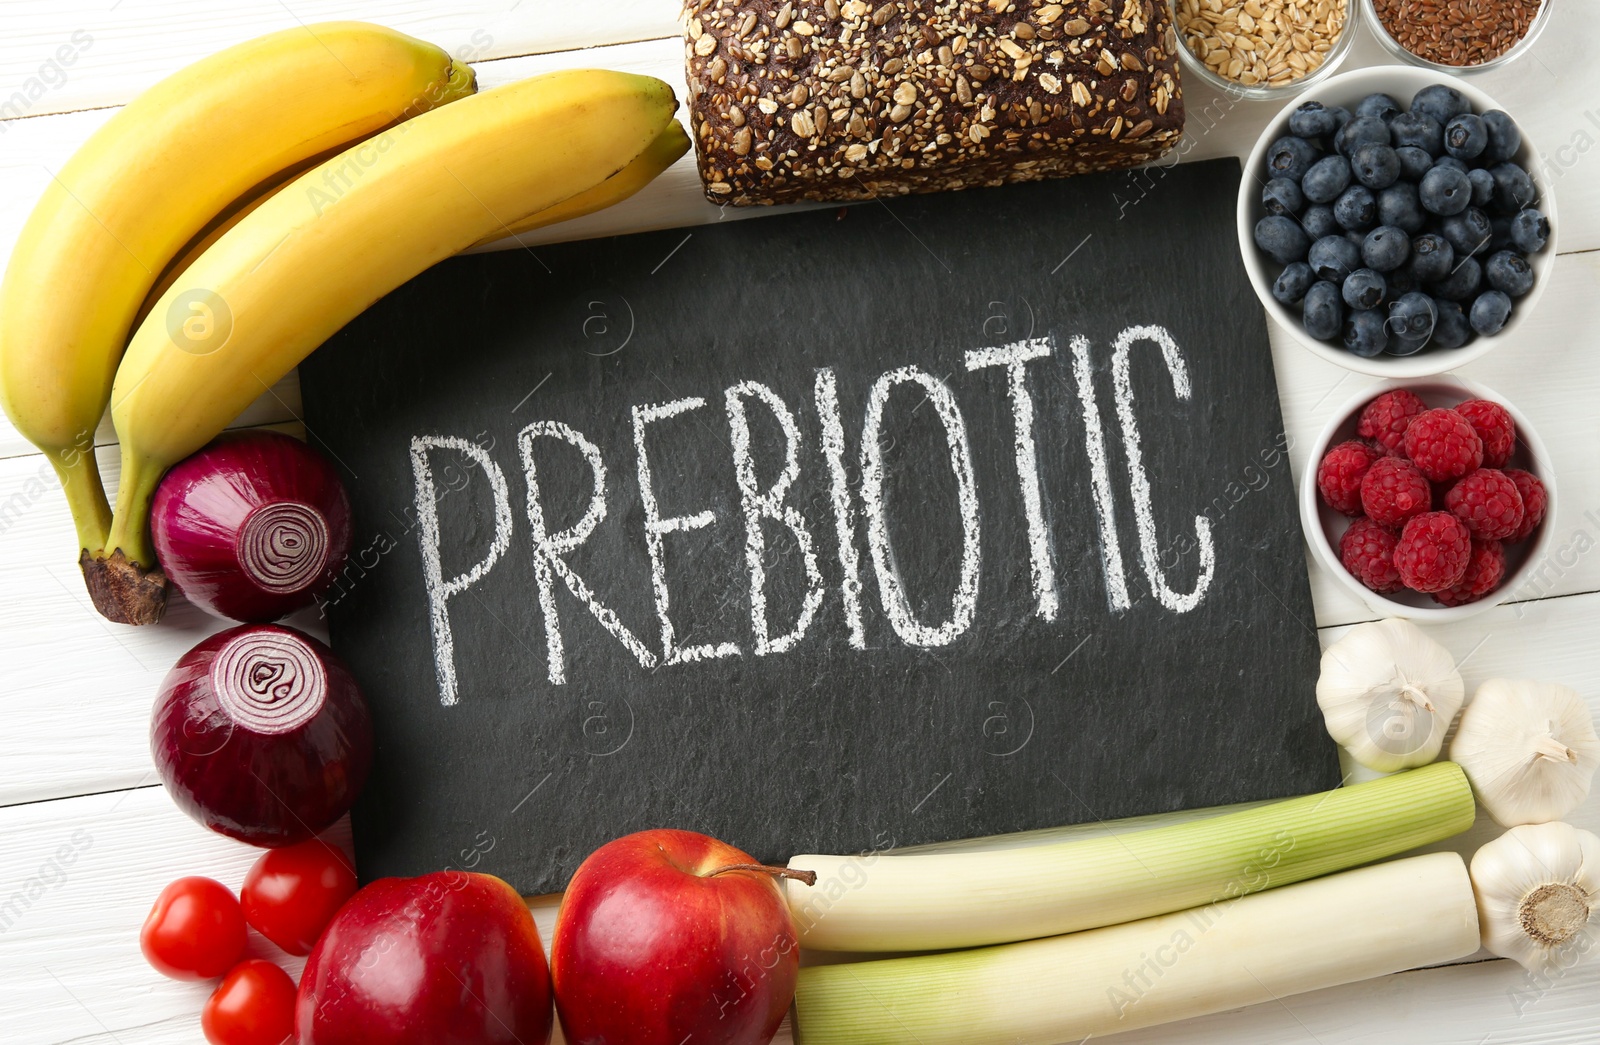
[1309,234,1362,283]
[1377,182,1425,233]
[1412,84,1471,128]
[1388,291,1438,342]
[1386,265,1418,299]
[1389,111,1444,155]
[1362,225,1411,272]
[1419,165,1472,216]
[1342,308,1390,357]
[1356,92,1403,122]
[1273,261,1316,305]
[1267,135,1322,181]
[1329,106,1354,135]
[1409,232,1454,283]
[1289,100,1339,139]
[1489,162,1538,213]
[1485,250,1535,297]
[1480,110,1522,163]
[1442,207,1494,257]
[1431,255,1483,302]
[1302,204,1339,240]
[1262,177,1304,217]
[1511,208,1550,252]
[1301,154,1352,204]
[1343,268,1387,310]
[1443,113,1488,161]
[1467,168,1495,208]
[1350,142,1401,190]
[1302,281,1344,340]
[1345,230,1369,252]
[1433,155,1469,175]
[1395,145,1434,181]
[1254,215,1311,264]
[1335,115,1391,157]
[1470,290,1513,335]
[1388,332,1432,356]
[1431,299,1474,349]
[1334,185,1377,230]
[1489,215,1516,252]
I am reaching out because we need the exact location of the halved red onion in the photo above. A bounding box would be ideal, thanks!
[151,623,373,847]
[151,430,352,622]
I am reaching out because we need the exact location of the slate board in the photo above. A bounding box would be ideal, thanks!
[300,156,1340,895]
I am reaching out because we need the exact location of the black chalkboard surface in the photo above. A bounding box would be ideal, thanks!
[300,157,1339,895]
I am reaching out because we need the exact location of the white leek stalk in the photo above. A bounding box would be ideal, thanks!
[785,762,1474,952]
[795,853,1480,1045]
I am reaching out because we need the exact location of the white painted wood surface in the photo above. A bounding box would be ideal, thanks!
[1,2,1596,1042]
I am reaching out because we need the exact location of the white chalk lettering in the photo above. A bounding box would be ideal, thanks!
[814,368,866,649]
[1069,336,1132,612]
[965,337,1058,621]
[725,381,824,655]
[859,366,982,647]
[409,435,513,706]
[631,397,741,664]
[519,421,658,684]
[1111,325,1215,613]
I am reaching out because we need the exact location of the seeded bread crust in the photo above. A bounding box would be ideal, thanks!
[684,0,1186,205]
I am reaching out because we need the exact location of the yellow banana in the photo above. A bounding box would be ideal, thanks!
[0,22,473,590]
[473,119,690,247]
[101,69,680,624]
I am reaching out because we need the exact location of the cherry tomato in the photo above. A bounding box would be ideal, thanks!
[241,840,358,956]
[140,876,247,980]
[201,959,296,1045]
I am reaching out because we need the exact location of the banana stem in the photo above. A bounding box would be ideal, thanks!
[83,448,169,625]
[48,448,112,555]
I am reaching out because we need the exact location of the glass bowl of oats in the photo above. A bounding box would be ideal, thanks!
[1170,0,1359,100]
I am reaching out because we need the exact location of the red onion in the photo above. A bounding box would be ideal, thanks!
[150,430,352,622]
[151,623,373,847]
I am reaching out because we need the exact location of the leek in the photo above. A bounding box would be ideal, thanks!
[785,761,1475,952]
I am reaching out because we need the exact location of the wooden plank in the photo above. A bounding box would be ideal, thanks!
[0,783,1594,1044]
[0,0,680,121]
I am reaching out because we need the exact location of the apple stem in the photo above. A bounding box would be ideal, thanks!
[708,862,818,887]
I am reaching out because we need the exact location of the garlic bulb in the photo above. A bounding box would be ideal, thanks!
[1316,618,1464,772]
[1450,679,1600,827]
[1470,822,1600,973]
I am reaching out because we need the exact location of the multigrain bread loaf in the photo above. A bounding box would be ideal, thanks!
[683,0,1186,205]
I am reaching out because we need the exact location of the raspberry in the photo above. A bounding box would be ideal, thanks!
[1434,540,1506,607]
[1360,456,1432,528]
[1504,468,1548,542]
[1357,389,1426,454]
[1318,440,1382,516]
[1339,517,1403,593]
[1444,468,1525,541]
[1403,408,1484,482]
[1395,511,1473,593]
[1455,399,1515,469]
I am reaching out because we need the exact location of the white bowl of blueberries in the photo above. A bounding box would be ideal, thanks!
[1237,66,1555,377]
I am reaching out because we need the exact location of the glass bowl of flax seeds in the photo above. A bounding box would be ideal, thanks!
[1365,0,1552,73]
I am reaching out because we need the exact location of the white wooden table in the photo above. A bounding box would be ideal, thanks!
[2,3,1597,1042]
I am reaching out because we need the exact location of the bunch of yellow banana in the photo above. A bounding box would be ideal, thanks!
[0,21,685,624]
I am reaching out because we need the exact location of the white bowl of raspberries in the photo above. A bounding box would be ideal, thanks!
[1240,66,1556,378]
[1301,380,1555,621]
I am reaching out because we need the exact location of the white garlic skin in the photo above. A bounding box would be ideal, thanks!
[1316,618,1464,773]
[1451,679,1600,828]
[1470,822,1600,974]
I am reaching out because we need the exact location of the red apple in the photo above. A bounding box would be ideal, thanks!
[552,829,816,1045]
[296,871,552,1045]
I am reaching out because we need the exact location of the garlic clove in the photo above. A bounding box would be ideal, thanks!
[1316,619,1464,772]
[1470,822,1600,973]
[1450,679,1600,827]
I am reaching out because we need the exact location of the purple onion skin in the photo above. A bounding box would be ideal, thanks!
[150,430,352,622]
[151,623,373,848]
